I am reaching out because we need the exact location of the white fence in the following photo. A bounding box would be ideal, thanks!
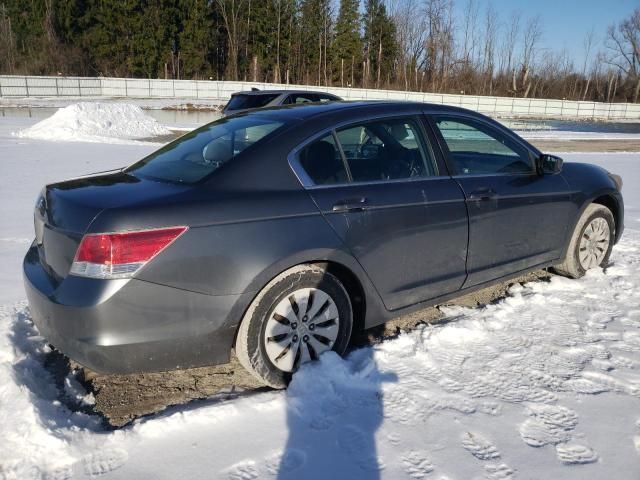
[1,75,640,121]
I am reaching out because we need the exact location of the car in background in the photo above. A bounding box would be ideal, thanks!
[24,101,624,389]
[222,89,341,115]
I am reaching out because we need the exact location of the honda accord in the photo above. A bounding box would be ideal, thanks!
[23,101,624,388]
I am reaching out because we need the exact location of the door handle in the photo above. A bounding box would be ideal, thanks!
[468,189,496,201]
[332,197,368,212]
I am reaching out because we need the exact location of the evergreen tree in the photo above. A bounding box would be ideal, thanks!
[332,0,362,86]
[298,0,332,85]
[363,0,396,88]
[80,0,179,78]
[177,0,216,79]
[245,0,295,82]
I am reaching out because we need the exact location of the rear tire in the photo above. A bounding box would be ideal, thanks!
[235,264,353,389]
[554,203,614,279]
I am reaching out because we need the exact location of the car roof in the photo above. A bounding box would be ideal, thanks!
[229,100,473,122]
[231,89,339,96]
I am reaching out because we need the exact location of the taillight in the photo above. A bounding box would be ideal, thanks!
[70,226,188,279]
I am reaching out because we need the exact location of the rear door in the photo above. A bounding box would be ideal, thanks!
[429,114,573,287]
[290,114,468,311]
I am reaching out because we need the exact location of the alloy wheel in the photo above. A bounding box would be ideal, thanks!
[578,217,610,269]
[263,288,340,372]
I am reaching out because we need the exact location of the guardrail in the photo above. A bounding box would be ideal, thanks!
[1,75,639,120]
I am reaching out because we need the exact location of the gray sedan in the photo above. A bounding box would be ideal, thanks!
[24,101,624,388]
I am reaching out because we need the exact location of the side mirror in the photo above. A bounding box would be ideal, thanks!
[536,154,563,175]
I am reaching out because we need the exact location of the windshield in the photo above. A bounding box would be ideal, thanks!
[225,93,280,111]
[127,116,284,183]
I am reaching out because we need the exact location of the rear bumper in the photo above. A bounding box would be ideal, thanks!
[23,244,251,374]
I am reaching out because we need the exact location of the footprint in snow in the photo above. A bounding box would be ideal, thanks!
[264,449,306,476]
[555,444,599,465]
[519,404,579,448]
[223,460,259,480]
[478,401,502,416]
[44,465,73,480]
[563,378,610,394]
[526,404,579,430]
[484,463,515,479]
[401,450,434,479]
[82,448,128,476]
[386,432,402,446]
[461,432,501,461]
[519,418,571,447]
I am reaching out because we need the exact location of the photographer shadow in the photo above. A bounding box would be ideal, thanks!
[275,347,397,480]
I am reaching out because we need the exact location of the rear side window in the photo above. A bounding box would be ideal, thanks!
[296,117,436,185]
[128,116,284,183]
[225,93,279,111]
[434,117,533,175]
[298,134,348,185]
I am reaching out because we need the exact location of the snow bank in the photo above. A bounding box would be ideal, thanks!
[16,103,171,143]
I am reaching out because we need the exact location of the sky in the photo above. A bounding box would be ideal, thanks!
[452,0,638,68]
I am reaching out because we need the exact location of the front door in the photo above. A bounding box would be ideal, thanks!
[430,114,573,287]
[292,115,468,311]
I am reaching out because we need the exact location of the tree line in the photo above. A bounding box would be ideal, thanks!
[0,0,639,102]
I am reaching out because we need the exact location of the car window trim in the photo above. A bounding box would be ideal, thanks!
[426,112,539,177]
[288,112,444,189]
[332,130,354,182]
[419,114,454,176]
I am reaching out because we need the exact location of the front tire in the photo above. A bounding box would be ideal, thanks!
[235,264,353,388]
[554,203,614,279]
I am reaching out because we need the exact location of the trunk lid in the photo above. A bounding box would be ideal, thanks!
[35,171,189,279]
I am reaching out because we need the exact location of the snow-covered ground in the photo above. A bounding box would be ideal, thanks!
[1,108,639,479]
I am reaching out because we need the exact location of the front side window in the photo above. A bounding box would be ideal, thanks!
[434,117,533,175]
[128,116,284,183]
[335,118,435,182]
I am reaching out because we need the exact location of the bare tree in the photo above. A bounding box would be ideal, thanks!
[424,0,455,91]
[514,15,542,97]
[461,0,480,67]
[274,0,283,83]
[605,8,640,102]
[215,0,247,80]
[577,27,596,99]
[0,4,16,74]
[498,10,520,80]
[481,3,497,94]
[390,0,426,90]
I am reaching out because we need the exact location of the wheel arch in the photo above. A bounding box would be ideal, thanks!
[231,249,386,348]
[592,193,622,242]
[561,189,622,257]
[309,260,367,336]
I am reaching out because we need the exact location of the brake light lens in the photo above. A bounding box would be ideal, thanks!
[70,226,188,279]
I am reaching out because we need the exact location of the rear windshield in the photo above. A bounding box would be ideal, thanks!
[225,93,280,111]
[127,116,284,183]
